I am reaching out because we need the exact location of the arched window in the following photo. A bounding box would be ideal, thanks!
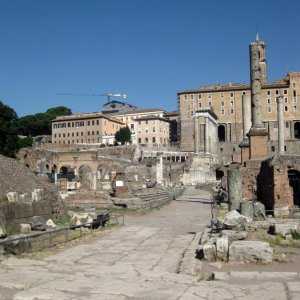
[218,125,226,142]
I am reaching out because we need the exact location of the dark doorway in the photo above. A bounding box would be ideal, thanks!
[218,125,226,142]
[294,122,300,139]
[216,169,224,181]
[288,169,300,206]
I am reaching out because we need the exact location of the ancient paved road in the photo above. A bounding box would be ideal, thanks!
[0,187,299,300]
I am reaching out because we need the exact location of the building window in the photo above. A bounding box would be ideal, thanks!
[63,133,65,137]
[199,102,202,108]
[198,94,202,100]
[67,133,70,137]
[267,107,272,113]
[68,122,71,127]
[92,120,95,125]
[190,94,194,100]
[230,100,234,107]
[284,97,288,104]
[88,121,90,126]
[145,120,148,124]
[286,122,289,128]
[284,89,288,95]
[293,82,296,88]
[267,98,271,104]
[72,122,74,127]
[153,127,155,132]
[221,101,225,107]
[145,138,148,143]
[81,132,83,136]
[72,132,74,137]
[285,106,288,112]
[275,90,279,95]
[92,131,94,135]
[87,131,90,135]
[96,130,99,135]
[230,108,234,114]
[267,90,271,96]
[221,109,225,115]
[271,146,275,152]
[220,92,224,98]
[208,102,212,106]
[184,95,187,100]
[230,92,234,98]
[96,120,99,125]
[138,138,141,143]
[54,134,56,138]
[190,111,194,116]
[152,137,156,143]
[294,106,298,111]
[208,93,212,99]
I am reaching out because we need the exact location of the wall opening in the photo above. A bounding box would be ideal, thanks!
[288,169,300,207]
[218,125,226,142]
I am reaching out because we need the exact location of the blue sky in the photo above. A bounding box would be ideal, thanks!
[1,0,300,117]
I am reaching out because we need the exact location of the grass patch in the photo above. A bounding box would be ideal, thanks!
[291,230,300,240]
[267,235,283,247]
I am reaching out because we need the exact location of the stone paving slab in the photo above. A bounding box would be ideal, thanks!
[0,187,299,299]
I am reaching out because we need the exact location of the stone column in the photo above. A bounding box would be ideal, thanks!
[242,94,251,138]
[227,164,242,211]
[194,116,200,154]
[291,121,295,140]
[250,42,263,128]
[156,152,163,186]
[226,123,231,142]
[277,96,285,155]
[205,117,209,154]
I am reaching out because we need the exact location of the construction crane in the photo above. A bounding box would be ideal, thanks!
[57,92,127,103]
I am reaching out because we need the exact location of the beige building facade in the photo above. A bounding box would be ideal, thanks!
[52,113,124,145]
[135,116,170,147]
[106,108,169,146]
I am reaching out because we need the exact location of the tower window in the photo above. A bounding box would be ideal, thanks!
[285,106,288,112]
[267,90,271,96]
[267,98,271,104]
[198,94,202,100]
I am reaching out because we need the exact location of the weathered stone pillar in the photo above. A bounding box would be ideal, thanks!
[277,96,285,155]
[248,36,269,160]
[205,117,209,154]
[250,41,263,128]
[242,94,251,138]
[227,164,242,211]
[226,123,231,142]
[156,152,163,186]
[194,116,200,154]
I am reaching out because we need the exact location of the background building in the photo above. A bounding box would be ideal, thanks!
[178,36,300,164]
[52,112,124,145]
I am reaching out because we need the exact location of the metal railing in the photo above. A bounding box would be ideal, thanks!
[0,214,124,254]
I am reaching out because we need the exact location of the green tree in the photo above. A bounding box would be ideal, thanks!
[18,106,72,136]
[115,127,131,145]
[0,101,20,157]
[18,136,33,148]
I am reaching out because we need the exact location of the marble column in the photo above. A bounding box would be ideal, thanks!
[194,116,200,154]
[205,117,209,154]
[277,96,285,155]
[242,94,251,138]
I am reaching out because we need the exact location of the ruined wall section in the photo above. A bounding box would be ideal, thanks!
[0,154,65,229]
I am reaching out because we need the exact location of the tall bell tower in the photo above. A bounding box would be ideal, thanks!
[253,33,267,84]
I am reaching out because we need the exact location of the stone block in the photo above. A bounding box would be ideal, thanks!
[32,189,44,202]
[222,230,248,243]
[20,224,31,234]
[216,236,229,261]
[46,219,56,230]
[19,193,31,203]
[223,210,251,229]
[0,213,6,238]
[6,192,19,203]
[4,234,32,255]
[274,205,290,218]
[67,182,77,190]
[229,241,273,264]
[271,222,300,237]
[30,216,47,231]
[203,244,216,262]
[253,202,266,220]
[240,201,253,219]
